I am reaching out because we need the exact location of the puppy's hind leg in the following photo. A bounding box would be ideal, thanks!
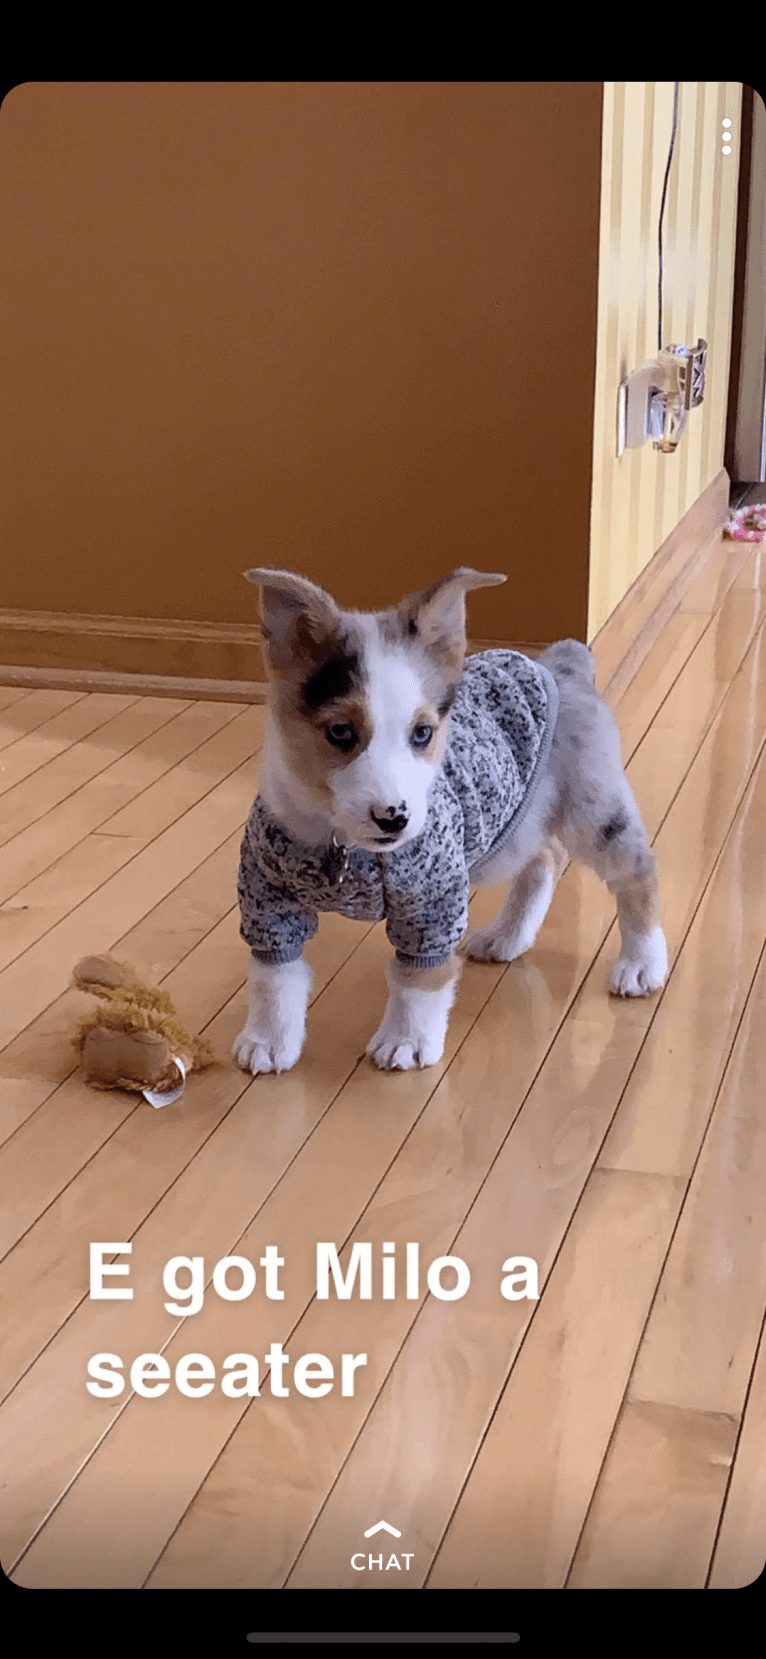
[567,790,667,996]
[607,834,668,996]
[461,844,562,963]
[541,638,667,996]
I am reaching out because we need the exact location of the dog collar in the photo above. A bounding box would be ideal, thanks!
[322,832,351,888]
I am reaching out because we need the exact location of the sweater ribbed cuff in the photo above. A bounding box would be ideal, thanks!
[250,945,304,965]
[394,949,452,970]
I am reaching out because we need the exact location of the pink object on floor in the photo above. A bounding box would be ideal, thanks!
[724,504,766,542]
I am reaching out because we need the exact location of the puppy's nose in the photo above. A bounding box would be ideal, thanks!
[370,804,409,835]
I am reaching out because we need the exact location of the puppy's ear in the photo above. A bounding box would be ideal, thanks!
[399,567,507,661]
[243,567,341,670]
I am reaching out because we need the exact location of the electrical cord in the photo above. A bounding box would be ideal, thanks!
[657,82,680,353]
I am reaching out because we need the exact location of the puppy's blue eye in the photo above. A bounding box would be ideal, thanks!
[327,722,356,750]
[411,724,433,749]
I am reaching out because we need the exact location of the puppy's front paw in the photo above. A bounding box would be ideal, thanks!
[366,1025,444,1071]
[611,925,668,997]
[367,964,457,1071]
[233,956,312,1077]
[232,1024,303,1075]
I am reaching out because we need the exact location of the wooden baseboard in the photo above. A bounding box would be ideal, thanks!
[592,468,730,704]
[0,663,267,703]
[0,608,265,689]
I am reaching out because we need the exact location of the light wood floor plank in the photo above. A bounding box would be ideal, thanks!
[627,933,766,1420]
[94,707,254,842]
[0,689,87,752]
[0,705,261,971]
[708,1314,766,1589]
[599,711,766,1175]
[566,1401,738,1588]
[0,688,37,714]
[625,583,765,843]
[426,1169,684,1588]
[570,792,766,1587]
[0,832,146,973]
[0,697,192,854]
[677,535,753,614]
[732,540,766,593]
[0,758,259,1068]
[0,693,140,797]
[0,700,251,901]
[0,712,265,1051]
[613,610,709,761]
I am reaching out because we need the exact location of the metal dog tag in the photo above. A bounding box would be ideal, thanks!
[323,833,350,888]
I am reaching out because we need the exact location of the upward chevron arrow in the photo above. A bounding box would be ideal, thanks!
[363,1521,401,1537]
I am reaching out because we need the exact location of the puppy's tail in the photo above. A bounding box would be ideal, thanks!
[538,638,596,687]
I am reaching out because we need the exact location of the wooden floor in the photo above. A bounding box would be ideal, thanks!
[1,527,765,1591]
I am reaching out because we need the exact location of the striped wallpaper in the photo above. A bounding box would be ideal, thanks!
[588,81,744,639]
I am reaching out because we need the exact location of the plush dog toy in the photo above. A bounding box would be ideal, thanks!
[71,954,214,1102]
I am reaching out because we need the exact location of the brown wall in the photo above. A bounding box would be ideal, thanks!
[0,82,603,645]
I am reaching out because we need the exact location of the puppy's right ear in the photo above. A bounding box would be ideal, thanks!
[243,568,340,670]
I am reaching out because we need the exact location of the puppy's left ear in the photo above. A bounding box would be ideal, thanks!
[399,567,507,656]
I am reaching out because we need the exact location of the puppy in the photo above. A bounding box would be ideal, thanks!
[233,567,667,1075]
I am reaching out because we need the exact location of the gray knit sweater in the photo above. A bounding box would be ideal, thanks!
[237,649,559,970]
